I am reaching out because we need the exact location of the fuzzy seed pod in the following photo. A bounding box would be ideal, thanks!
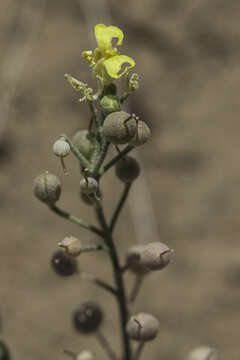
[0,339,11,360]
[129,120,151,147]
[53,139,70,157]
[126,313,159,342]
[126,245,149,275]
[115,156,140,183]
[72,130,94,160]
[59,236,82,257]
[51,250,78,276]
[102,111,136,144]
[140,242,172,271]
[33,172,61,205]
[187,346,219,360]
[80,178,98,196]
[73,302,103,334]
[76,350,95,360]
[100,95,120,115]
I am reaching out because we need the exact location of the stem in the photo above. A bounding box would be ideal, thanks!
[110,183,132,234]
[133,342,145,360]
[92,138,110,176]
[100,145,134,176]
[94,199,131,360]
[128,275,143,304]
[96,330,118,360]
[61,135,90,170]
[80,272,117,296]
[49,204,103,237]
[81,244,109,253]
[88,100,101,128]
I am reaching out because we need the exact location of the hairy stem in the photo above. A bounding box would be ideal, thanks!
[110,183,132,234]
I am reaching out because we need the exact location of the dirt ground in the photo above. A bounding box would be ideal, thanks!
[1,0,240,359]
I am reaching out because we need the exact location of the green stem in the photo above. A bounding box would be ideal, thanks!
[110,183,132,234]
[100,145,134,176]
[61,135,90,170]
[81,244,109,253]
[92,138,110,176]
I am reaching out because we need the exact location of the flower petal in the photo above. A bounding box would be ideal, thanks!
[103,55,135,79]
[95,24,124,55]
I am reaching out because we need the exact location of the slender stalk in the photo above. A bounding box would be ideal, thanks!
[88,100,101,128]
[80,272,117,296]
[92,138,110,176]
[133,342,145,360]
[128,275,143,304]
[49,204,103,237]
[100,145,134,176]
[94,199,131,360]
[110,183,132,234]
[61,135,90,170]
[96,330,118,360]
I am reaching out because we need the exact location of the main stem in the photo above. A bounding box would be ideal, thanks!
[95,201,131,360]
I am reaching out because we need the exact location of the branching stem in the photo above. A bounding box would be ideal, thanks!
[110,183,132,234]
[100,145,134,176]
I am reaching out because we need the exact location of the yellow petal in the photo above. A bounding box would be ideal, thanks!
[95,24,124,55]
[103,55,135,79]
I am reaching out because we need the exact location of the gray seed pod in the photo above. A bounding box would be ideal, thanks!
[76,350,95,360]
[80,178,98,196]
[72,130,94,160]
[129,120,151,147]
[33,172,61,205]
[59,236,82,257]
[187,346,219,360]
[53,139,70,157]
[140,242,172,271]
[102,111,136,144]
[126,245,149,275]
[126,313,159,342]
[115,156,140,183]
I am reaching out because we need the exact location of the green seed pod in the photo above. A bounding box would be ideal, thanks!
[126,313,159,342]
[126,245,149,275]
[187,346,219,360]
[0,339,11,360]
[53,139,70,157]
[80,178,98,196]
[100,95,120,115]
[140,242,172,271]
[59,236,82,258]
[76,350,95,360]
[33,172,61,205]
[102,111,136,144]
[115,156,140,183]
[129,120,151,147]
[72,130,94,160]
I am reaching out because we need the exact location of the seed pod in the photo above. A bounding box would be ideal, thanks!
[126,313,159,342]
[102,111,136,144]
[51,250,77,276]
[76,350,95,360]
[129,120,151,147]
[100,95,120,115]
[115,156,140,183]
[33,172,61,205]
[140,242,172,271]
[0,339,11,360]
[187,346,219,360]
[80,178,98,196]
[73,302,103,334]
[59,237,82,258]
[80,189,102,205]
[53,139,70,157]
[72,130,94,160]
[125,245,149,275]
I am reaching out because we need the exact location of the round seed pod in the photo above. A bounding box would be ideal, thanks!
[125,245,149,275]
[59,236,82,258]
[73,302,103,334]
[115,156,140,183]
[76,350,95,360]
[72,130,94,160]
[51,250,77,276]
[100,95,120,115]
[129,120,151,147]
[187,346,219,360]
[0,339,11,360]
[80,189,102,205]
[140,242,172,271]
[53,139,70,157]
[33,172,61,205]
[126,313,159,342]
[102,111,136,144]
[80,178,98,196]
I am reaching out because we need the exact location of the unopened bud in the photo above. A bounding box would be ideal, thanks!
[59,237,82,258]
[53,139,70,157]
[33,172,61,205]
[187,346,219,360]
[102,111,136,145]
[140,242,172,271]
[80,178,98,196]
[100,95,120,115]
[126,313,159,341]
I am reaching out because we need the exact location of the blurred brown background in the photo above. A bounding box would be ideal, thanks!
[1,0,240,359]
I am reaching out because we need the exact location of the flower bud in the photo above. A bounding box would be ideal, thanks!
[100,95,120,115]
[102,111,136,144]
[140,242,172,271]
[76,350,95,360]
[59,236,82,258]
[33,172,61,205]
[129,120,151,147]
[53,139,70,157]
[126,245,149,275]
[80,178,98,196]
[115,156,140,183]
[72,130,94,160]
[73,302,103,334]
[0,339,11,360]
[187,346,219,360]
[126,313,159,342]
[51,250,78,276]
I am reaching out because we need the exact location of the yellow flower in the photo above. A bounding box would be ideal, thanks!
[82,24,135,85]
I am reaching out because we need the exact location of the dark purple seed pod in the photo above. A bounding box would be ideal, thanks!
[33,172,61,205]
[129,120,151,147]
[115,156,140,183]
[102,111,136,144]
[73,302,103,334]
[126,313,159,342]
[51,250,77,276]
[139,242,172,271]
